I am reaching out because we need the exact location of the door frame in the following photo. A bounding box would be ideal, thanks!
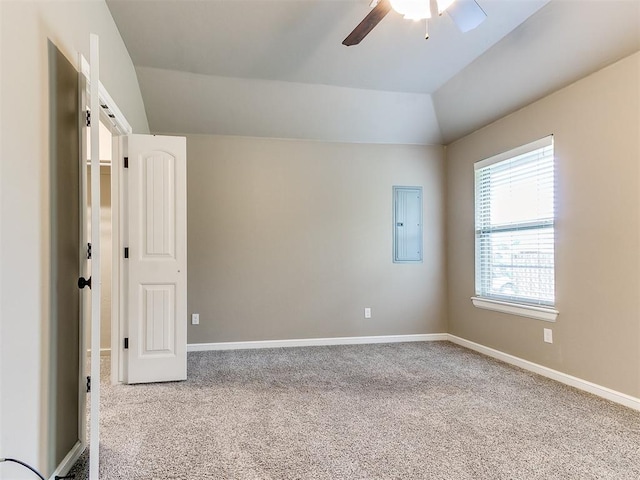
[112,135,125,384]
[78,52,132,443]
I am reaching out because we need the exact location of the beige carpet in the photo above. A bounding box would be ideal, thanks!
[68,342,640,479]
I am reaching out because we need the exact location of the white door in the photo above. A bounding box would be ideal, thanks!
[78,56,90,455]
[88,34,102,480]
[124,134,187,384]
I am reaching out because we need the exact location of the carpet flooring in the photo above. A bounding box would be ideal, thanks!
[68,342,640,479]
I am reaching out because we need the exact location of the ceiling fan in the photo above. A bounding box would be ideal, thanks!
[342,0,487,46]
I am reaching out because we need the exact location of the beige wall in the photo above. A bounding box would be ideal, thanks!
[446,52,640,397]
[187,135,447,343]
[0,1,148,477]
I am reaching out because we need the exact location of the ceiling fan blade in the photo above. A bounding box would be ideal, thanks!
[342,0,392,46]
[447,0,487,33]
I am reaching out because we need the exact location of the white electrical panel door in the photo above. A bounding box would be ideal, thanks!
[125,134,187,384]
[393,186,423,263]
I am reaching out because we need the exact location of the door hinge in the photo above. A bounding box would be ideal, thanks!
[87,242,92,259]
[86,376,91,393]
[124,156,129,169]
[124,247,129,259]
[85,110,91,127]
[124,338,129,350]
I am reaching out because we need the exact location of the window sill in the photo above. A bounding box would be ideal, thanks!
[471,297,558,322]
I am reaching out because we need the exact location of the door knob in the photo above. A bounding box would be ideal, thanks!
[78,276,92,289]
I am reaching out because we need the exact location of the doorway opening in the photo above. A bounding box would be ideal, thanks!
[86,119,114,361]
[77,41,133,478]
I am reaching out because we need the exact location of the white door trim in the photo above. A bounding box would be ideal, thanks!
[111,135,124,384]
[80,56,132,136]
[77,52,131,387]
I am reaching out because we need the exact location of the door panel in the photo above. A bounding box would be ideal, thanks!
[126,134,187,384]
[142,284,175,353]
[142,152,176,257]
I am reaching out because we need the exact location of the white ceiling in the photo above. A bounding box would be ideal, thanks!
[106,0,640,144]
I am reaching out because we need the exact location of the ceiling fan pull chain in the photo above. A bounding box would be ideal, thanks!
[425,19,430,40]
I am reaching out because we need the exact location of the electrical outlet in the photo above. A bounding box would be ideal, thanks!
[364,307,372,319]
[191,313,200,325]
[543,328,553,344]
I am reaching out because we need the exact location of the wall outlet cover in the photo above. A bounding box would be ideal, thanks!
[364,308,372,319]
[543,328,553,344]
[191,313,200,325]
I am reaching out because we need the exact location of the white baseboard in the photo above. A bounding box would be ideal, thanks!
[48,440,84,480]
[447,334,640,412]
[188,333,448,352]
[187,332,640,412]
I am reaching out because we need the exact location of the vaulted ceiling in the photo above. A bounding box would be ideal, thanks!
[107,0,640,145]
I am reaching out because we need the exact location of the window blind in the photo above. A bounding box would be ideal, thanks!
[474,136,555,306]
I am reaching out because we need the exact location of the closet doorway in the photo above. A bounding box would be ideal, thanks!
[86,119,114,360]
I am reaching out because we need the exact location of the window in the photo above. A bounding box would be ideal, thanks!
[473,136,558,321]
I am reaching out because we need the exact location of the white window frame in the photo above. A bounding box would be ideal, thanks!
[471,136,558,322]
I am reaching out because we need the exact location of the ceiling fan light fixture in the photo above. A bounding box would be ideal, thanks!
[389,0,432,20]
